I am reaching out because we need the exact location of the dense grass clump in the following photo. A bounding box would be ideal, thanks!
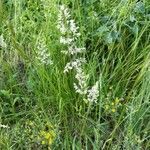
[0,0,150,149]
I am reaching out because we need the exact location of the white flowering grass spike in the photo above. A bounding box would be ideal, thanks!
[36,39,53,66]
[64,58,86,73]
[57,5,70,35]
[64,58,88,95]
[58,4,99,103]
[0,35,7,48]
[0,124,9,129]
[74,67,88,95]
[87,81,99,103]
[68,45,86,55]
[60,37,73,45]
[57,5,85,55]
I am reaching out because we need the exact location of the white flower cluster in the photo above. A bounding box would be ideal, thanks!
[0,124,9,129]
[64,58,86,73]
[58,5,99,103]
[74,67,89,95]
[64,58,88,95]
[57,5,83,55]
[36,39,53,66]
[87,81,99,103]
[57,5,70,35]
[0,34,7,48]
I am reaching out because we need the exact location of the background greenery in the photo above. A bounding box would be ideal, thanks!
[0,0,150,149]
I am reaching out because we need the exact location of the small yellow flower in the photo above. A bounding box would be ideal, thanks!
[112,108,116,112]
[45,133,51,139]
[48,138,53,145]
[38,122,56,146]
[42,140,46,145]
[39,129,56,146]
[105,105,109,110]
[111,102,115,106]
[115,97,119,104]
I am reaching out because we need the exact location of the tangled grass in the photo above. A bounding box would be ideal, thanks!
[0,0,150,149]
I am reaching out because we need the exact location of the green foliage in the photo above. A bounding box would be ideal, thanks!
[0,0,150,149]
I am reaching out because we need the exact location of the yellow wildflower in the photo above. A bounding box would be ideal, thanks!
[111,102,115,106]
[42,140,46,145]
[112,108,116,112]
[105,105,109,110]
[48,138,53,145]
[39,130,56,146]
[45,133,51,139]
[115,97,120,104]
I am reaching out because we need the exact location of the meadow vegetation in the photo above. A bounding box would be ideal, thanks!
[0,0,150,149]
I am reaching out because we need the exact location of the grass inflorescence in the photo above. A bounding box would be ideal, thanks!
[0,0,150,149]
